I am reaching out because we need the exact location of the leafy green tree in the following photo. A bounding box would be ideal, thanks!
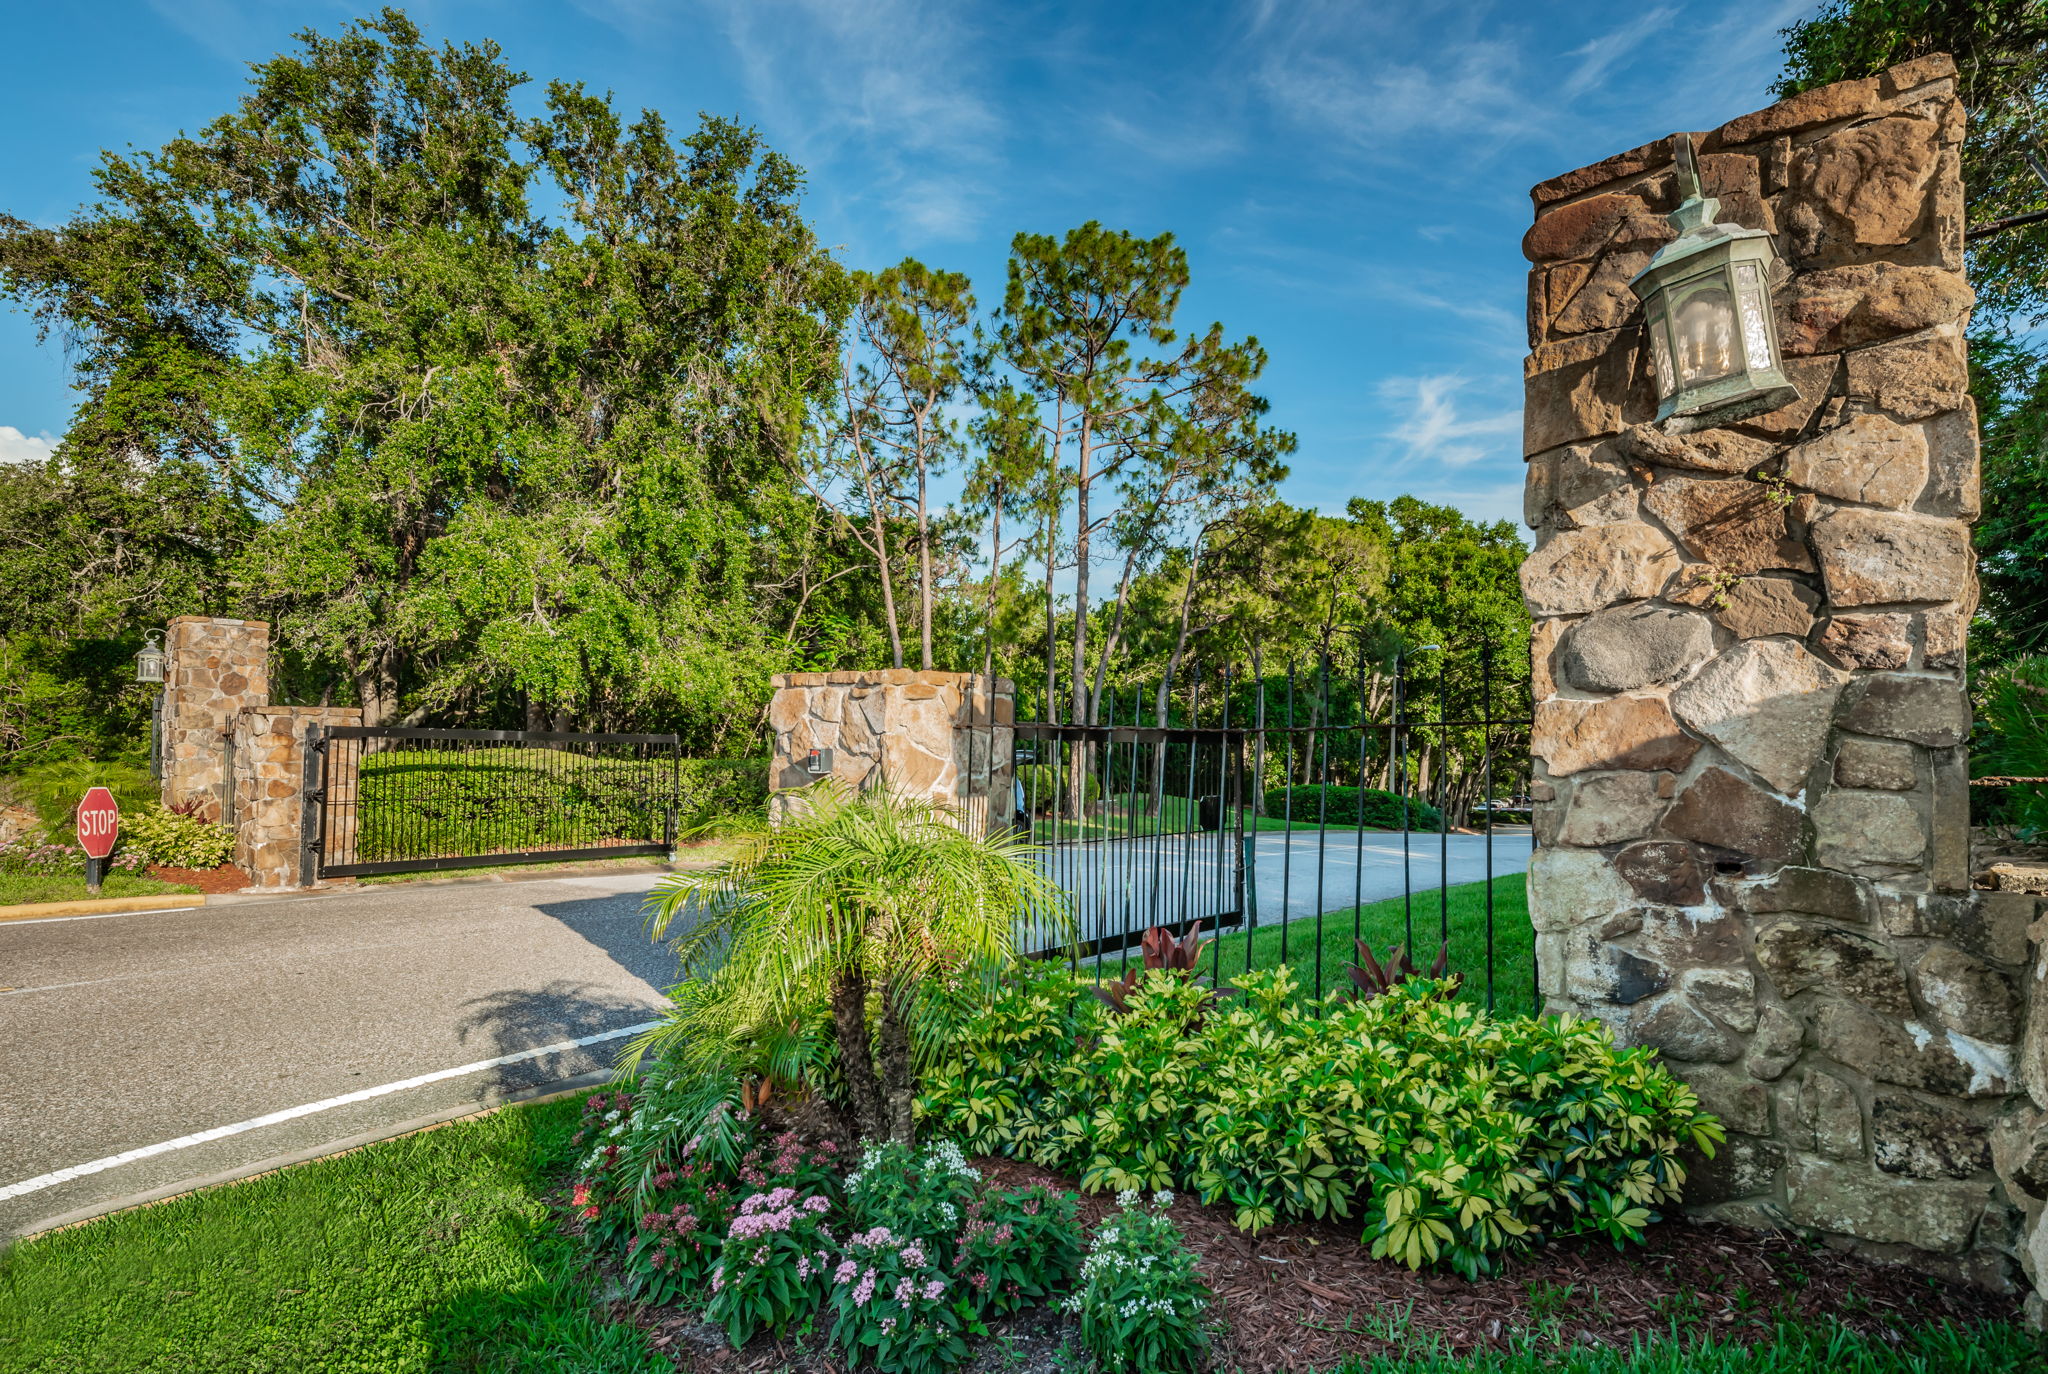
[1,10,855,745]
[996,222,1289,729]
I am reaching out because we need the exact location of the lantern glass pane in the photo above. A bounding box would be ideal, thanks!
[1672,280,1741,389]
[1647,308,1676,399]
[1733,261,1773,371]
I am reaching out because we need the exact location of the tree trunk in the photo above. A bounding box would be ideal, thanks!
[877,977,916,1146]
[354,644,401,732]
[829,968,886,1140]
[915,418,934,672]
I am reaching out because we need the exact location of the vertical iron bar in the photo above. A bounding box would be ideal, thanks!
[1314,652,1330,1002]
[1439,653,1450,955]
[1279,660,1295,968]
[1482,642,1496,1012]
[1396,653,1412,951]
[1353,641,1367,952]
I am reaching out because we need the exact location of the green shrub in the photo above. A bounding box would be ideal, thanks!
[120,804,236,869]
[1975,657,2048,839]
[954,1185,1081,1317]
[704,1186,837,1346]
[8,755,156,838]
[825,1224,972,1374]
[1263,784,1444,831]
[844,1139,982,1265]
[1017,763,1102,814]
[1068,1193,1210,1374]
[918,969,1723,1278]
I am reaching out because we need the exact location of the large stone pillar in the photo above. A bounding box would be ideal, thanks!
[161,616,271,822]
[1521,55,2043,1309]
[230,705,361,889]
[766,670,1014,834]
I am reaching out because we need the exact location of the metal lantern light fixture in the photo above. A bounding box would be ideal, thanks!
[134,629,166,685]
[1630,134,1798,429]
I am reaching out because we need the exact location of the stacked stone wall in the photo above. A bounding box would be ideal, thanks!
[766,670,1014,834]
[230,706,361,888]
[162,616,271,822]
[1521,56,2048,1316]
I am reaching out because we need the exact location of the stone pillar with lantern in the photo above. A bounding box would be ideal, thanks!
[1520,56,2046,1314]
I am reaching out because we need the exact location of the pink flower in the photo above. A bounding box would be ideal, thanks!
[804,1196,830,1214]
[900,1242,927,1269]
[834,1259,859,1284]
[922,1279,946,1301]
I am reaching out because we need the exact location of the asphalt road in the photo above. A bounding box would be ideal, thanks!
[0,869,681,1237]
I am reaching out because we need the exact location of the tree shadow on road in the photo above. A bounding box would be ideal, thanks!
[453,979,664,1095]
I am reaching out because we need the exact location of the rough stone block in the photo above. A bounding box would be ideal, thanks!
[1688,1132,1786,1203]
[1526,846,1639,933]
[1921,602,1969,670]
[1833,737,1919,791]
[1777,264,1975,356]
[1785,414,1930,510]
[1920,401,1982,519]
[1816,999,2011,1097]
[1630,993,1744,1063]
[1617,423,1776,476]
[1844,331,1969,421]
[1756,919,1912,1012]
[1835,673,1971,747]
[1614,839,1707,906]
[1747,1006,1807,1080]
[1710,78,1881,147]
[1687,968,1761,1033]
[1525,440,1641,530]
[1531,136,1675,207]
[1643,476,1816,575]
[1783,114,1942,264]
[1722,865,1874,924]
[1558,602,1714,693]
[1662,766,1807,864]
[1671,574,1821,639]
[1535,694,1700,776]
[1797,1070,1866,1160]
[1817,611,1915,671]
[1913,946,2021,1043]
[1735,353,1842,441]
[1519,523,1680,616]
[1812,509,1973,607]
[1785,1154,1990,1252]
[1670,639,1850,795]
[1873,1092,1993,1179]
[1813,789,1928,873]
[1555,771,1667,847]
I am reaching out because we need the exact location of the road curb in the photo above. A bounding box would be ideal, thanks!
[10,1067,625,1240]
[0,894,206,923]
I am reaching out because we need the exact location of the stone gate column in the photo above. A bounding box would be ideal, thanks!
[1520,55,2045,1310]
[161,616,271,822]
[766,670,1015,834]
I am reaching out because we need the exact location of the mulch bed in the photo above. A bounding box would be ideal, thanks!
[570,1152,2024,1373]
[145,862,249,893]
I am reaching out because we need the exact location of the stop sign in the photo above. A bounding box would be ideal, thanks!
[76,786,120,860]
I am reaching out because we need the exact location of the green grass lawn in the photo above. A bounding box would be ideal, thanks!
[0,1097,663,1374]
[1207,873,1537,1018]
[0,872,199,908]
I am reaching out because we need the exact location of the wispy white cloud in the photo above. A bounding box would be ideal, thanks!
[670,0,1004,241]
[0,426,57,465]
[1378,375,1519,469]
[1558,6,1676,101]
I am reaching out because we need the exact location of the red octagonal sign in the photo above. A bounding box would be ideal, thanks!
[76,786,120,860]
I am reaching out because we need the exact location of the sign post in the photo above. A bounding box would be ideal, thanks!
[76,786,120,895]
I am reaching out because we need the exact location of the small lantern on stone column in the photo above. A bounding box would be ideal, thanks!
[134,629,166,685]
[1630,134,1798,429]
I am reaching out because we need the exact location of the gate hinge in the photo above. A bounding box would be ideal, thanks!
[304,787,325,803]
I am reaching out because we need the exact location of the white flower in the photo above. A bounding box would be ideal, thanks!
[1153,1189,1175,1207]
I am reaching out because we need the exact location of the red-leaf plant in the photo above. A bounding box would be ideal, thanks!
[1346,938,1462,1002]
[1092,921,1224,1014]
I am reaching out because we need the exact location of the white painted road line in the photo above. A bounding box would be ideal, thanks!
[0,1021,660,1204]
[0,907,201,927]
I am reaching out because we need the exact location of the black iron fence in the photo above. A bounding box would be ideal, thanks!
[1015,641,1535,1013]
[306,727,683,879]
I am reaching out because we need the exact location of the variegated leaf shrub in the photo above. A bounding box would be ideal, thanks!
[918,963,1723,1278]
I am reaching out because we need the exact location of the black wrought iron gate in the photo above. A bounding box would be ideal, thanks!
[1014,722,1250,961]
[303,726,682,880]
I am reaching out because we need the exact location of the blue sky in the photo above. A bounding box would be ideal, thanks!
[0,0,1815,529]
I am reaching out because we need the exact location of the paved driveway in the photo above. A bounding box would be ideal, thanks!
[0,869,680,1237]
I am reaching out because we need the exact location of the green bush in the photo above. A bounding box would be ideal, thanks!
[1263,784,1444,831]
[120,804,236,869]
[8,755,156,838]
[918,967,1722,1278]
[1069,1194,1210,1374]
[1975,657,2048,839]
[1017,763,1102,814]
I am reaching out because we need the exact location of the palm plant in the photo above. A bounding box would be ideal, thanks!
[631,780,1068,1144]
